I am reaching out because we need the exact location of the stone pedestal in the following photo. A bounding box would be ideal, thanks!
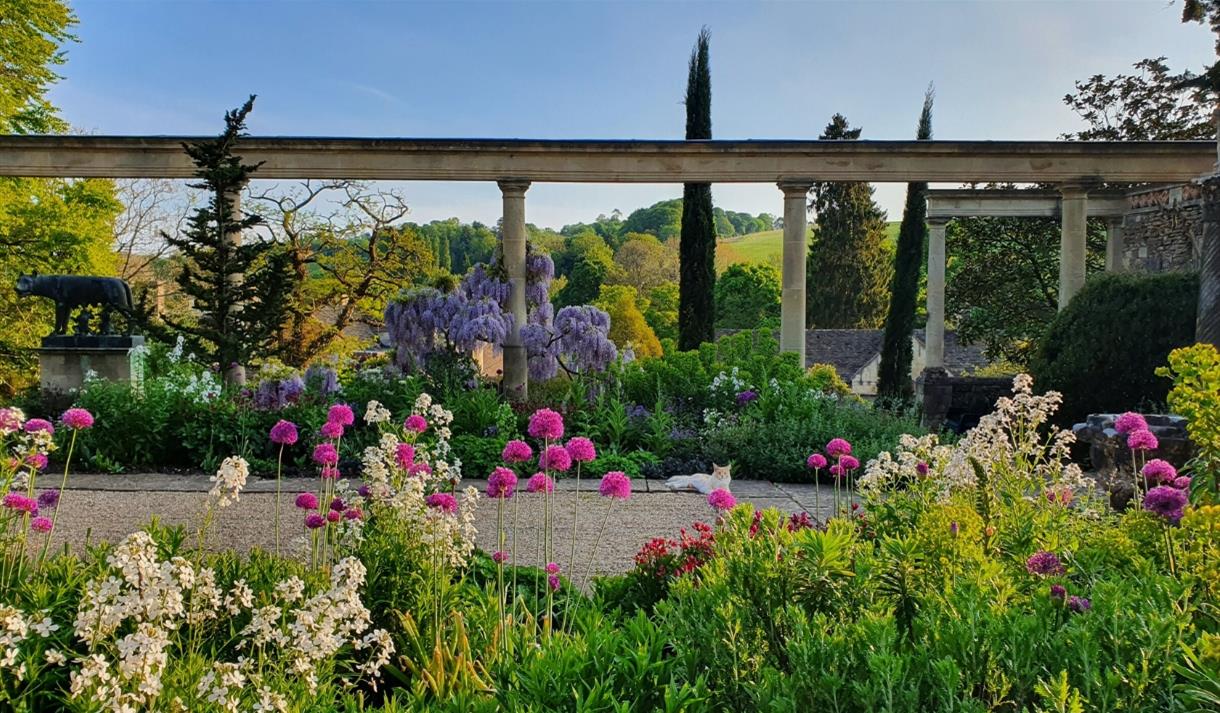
[39,335,145,394]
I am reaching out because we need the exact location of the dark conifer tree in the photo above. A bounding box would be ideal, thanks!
[678,27,717,350]
[878,86,935,404]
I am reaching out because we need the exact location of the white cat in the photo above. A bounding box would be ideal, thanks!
[665,463,731,495]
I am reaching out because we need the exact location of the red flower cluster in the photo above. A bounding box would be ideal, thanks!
[634,521,715,580]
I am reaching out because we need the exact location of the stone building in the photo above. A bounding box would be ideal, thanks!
[1120,183,1203,273]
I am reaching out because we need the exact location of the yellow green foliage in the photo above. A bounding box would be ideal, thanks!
[806,363,855,399]
[1159,343,1220,503]
[595,284,662,359]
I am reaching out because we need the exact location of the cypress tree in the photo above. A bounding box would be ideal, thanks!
[161,96,293,384]
[877,86,935,404]
[678,27,716,350]
[806,114,892,329]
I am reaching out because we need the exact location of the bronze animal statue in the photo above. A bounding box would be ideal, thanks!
[15,274,135,336]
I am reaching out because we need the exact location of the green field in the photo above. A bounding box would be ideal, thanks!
[716,222,900,272]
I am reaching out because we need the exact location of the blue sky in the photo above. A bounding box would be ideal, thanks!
[55,0,1216,229]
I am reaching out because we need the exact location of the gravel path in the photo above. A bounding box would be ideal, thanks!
[42,475,842,577]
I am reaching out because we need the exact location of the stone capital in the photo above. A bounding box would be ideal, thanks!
[777,180,813,197]
[1059,180,1096,197]
[497,178,531,196]
[926,216,952,228]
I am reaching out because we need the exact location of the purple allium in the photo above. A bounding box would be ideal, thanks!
[312,443,339,466]
[487,466,518,499]
[357,484,371,498]
[807,453,827,470]
[326,510,341,523]
[1067,596,1092,613]
[1144,485,1189,524]
[305,513,326,529]
[707,488,737,511]
[37,490,59,510]
[61,408,94,430]
[327,404,355,427]
[321,465,341,480]
[528,408,565,440]
[1127,429,1159,451]
[269,419,299,446]
[1141,459,1177,485]
[1026,551,1066,576]
[343,507,363,521]
[492,550,508,564]
[949,521,959,536]
[426,492,459,514]
[829,464,845,478]
[295,492,319,510]
[404,415,428,434]
[735,390,759,406]
[915,461,930,476]
[395,443,415,469]
[599,471,632,500]
[24,453,47,471]
[527,473,555,493]
[565,437,597,463]
[539,444,572,472]
[839,455,860,471]
[547,574,561,591]
[1173,476,1192,490]
[1115,411,1148,435]
[545,562,560,574]
[2,493,37,514]
[501,439,534,463]
[30,516,52,534]
[23,418,54,436]
[407,462,432,478]
[1050,584,1067,601]
[320,421,345,440]
[826,438,852,457]
[330,497,345,512]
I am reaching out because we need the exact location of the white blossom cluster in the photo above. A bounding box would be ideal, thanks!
[363,399,392,424]
[857,433,953,498]
[208,456,249,507]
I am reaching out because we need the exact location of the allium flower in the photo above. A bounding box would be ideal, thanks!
[37,490,59,510]
[599,471,632,500]
[327,403,355,427]
[30,516,52,533]
[492,550,508,564]
[548,574,560,591]
[23,418,54,435]
[1067,596,1092,613]
[1026,551,1065,576]
[295,492,319,510]
[330,497,346,512]
[487,467,518,499]
[826,438,852,457]
[565,437,596,463]
[707,488,736,511]
[1050,584,1067,601]
[528,408,565,440]
[320,420,345,440]
[1141,459,1177,485]
[61,408,94,430]
[269,419,299,445]
[545,562,560,574]
[322,465,341,480]
[735,390,759,406]
[807,453,827,469]
[1144,485,1188,524]
[343,507,363,520]
[408,463,432,477]
[404,415,428,433]
[829,464,845,478]
[304,513,326,529]
[395,443,415,469]
[501,439,533,463]
[527,473,555,493]
[326,510,341,523]
[1173,476,1192,490]
[1115,411,1148,434]
[312,443,339,466]
[24,453,47,471]
[3,493,37,513]
[426,492,459,514]
[1127,429,1158,451]
[357,484,371,498]
[539,444,572,472]
[915,462,929,476]
[839,455,860,471]
[950,521,959,536]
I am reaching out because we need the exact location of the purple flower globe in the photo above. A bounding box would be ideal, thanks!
[320,421,345,440]
[425,492,459,514]
[395,443,415,469]
[539,444,572,472]
[839,455,860,471]
[1141,459,1177,485]
[1026,550,1066,576]
[24,453,47,471]
[37,490,59,510]
[30,516,53,534]
[528,408,565,440]
[327,403,355,427]
[565,437,597,463]
[304,513,327,529]
[404,414,428,434]
[826,438,852,457]
[343,507,363,520]
[1114,411,1148,435]
[1067,595,1092,613]
[527,473,555,493]
[501,439,534,464]
[23,418,54,436]
[2,493,37,514]
[1173,476,1192,490]
[269,420,299,446]
[326,510,341,523]
[545,562,560,574]
[295,492,319,510]
[330,497,346,512]
[312,443,339,466]
[599,471,632,500]
[408,462,432,477]
[487,467,518,499]
[61,408,94,430]
[492,550,509,564]
[548,574,561,591]
[1144,485,1188,524]
[707,488,736,511]
[1050,584,1067,601]
[807,453,827,470]
[1127,429,1159,451]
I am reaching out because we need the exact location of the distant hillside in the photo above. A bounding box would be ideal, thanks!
[716,222,900,273]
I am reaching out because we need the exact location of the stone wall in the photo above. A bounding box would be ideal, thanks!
[917,368,1013,433]
[1122,183,1202,273]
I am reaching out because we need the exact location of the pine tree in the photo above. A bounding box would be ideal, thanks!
[806,114,892,329]
[877,87,935,404]
[678,27,716,350]
[439,234,453,272]
[161,96,293,384]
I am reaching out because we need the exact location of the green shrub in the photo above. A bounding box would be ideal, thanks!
[1030,271,1197,426]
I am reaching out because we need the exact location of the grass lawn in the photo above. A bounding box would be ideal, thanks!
[716,222,899,272]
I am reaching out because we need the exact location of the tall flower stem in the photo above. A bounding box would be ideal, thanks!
[274,444,284,556]
[496,497,506,655]
[39,430,79,563]
[1163,525,1177,576]
[511,492,519,610]
[579,500,617,592]
[814,468,822,523]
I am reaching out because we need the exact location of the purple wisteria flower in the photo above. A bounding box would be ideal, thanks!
[1026,551,1066,576]
[305,365,340,395]
[1144,485,1188,524]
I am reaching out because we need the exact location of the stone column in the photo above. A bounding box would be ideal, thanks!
[1058,183,1090,310]
[499,179,531,399]
[925,217,949,369]
[778,181,812,367]
[1104,217,1124,273]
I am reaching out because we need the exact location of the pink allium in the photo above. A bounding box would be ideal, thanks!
[539,444,572,472]
[343,507,363,521]
[492,550,508,564]
[330,497,345,512]
[269,419,298,445]
[1025,550,1065,576]
[426,492,459,514]
[2,493,37,514]
[839,455,860,471]
[326,510,341,523]
[829,464,845,478]
[395,443,415,469]
[826,438,852,457]
[806,453,827,470]
[408,463,432,477]
[1144,485,1188,524]
[949,521,959,536]
[501,439,533,463]
[599,471,632,500]
[24,453,47,471]
[294,492,319,510]
[1068,596,1092,613]
[404,415,428,433]
[915,462,930,476]
[312,442,339,466]
[548,574,560,591]
[565,437,597,463]
[1173,476,1192,490]
[321,465,341,480]
[1050,584,1067,601]
[487,466,518,499]
[1127,429,1158,451]
[320,420,345,440]
[1141,459,1177,485]
[304,513,326,529]
[23,418,54,435]
[527,473,555,493]
[61,408,94,430]
[707,488,736,511]
[357,484,371,498]
[37,490,58,510]
[327,404,355,427]
[1114,411,1148,435]
[528,408,565,440]
[30,516,52,534]
[545,562,560,574]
